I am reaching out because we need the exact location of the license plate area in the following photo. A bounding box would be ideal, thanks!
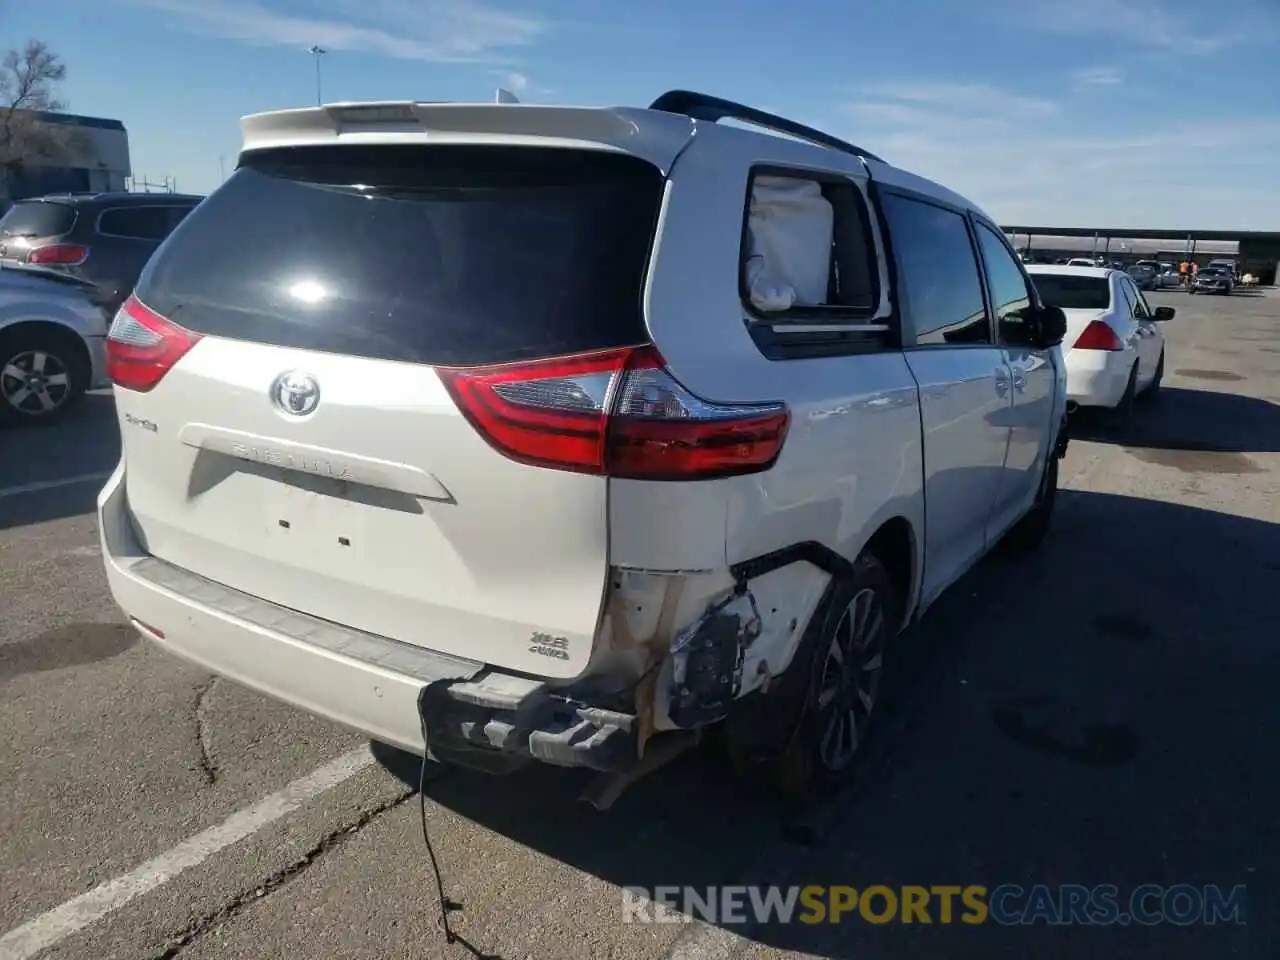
[262,467,369,560]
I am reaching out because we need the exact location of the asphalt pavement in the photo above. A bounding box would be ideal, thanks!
[1,288,1277,959]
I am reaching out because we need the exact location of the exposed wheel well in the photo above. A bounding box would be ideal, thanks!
[0,320,91,380]
[862,516,914,624]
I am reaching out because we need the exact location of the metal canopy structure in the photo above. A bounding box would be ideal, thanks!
[1000,225,1280,243]
[1001,225,1280,283]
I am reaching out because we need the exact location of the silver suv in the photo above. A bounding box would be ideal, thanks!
[99,91,1069,793]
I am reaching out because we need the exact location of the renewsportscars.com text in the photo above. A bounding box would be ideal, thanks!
[622,884,1248,927]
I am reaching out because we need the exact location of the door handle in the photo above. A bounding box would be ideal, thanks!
[1013,374,1028,391]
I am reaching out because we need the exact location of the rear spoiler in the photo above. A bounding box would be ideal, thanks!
[239,100,696,174]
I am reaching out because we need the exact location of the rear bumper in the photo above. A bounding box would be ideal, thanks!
[1064,348,1134,409]
[97,465,639,773]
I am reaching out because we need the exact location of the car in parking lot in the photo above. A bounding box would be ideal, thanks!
[99,91,1069,793]
[1206,258,1237,279]
[1027,264,1171,420]
[0,263,111,424]
[1156,263,1180,288]
[0,192,203,313]
[1192,267,1233,295]
[1126,263,1158,290]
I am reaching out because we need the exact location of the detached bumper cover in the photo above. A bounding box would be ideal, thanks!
[98,465,638,773]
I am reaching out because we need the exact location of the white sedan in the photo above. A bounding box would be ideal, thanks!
[1026,265,1172,417]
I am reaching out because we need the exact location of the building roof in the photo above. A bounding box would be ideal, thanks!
[13,109,126,132]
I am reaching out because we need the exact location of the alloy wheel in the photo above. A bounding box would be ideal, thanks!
[815,586,887,771]
[1,349,73,416]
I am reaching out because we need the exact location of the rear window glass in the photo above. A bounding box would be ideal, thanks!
[135,146,664,366]
[98,206,180,241]
[0,201,76,239]
[1030,274,1111,310]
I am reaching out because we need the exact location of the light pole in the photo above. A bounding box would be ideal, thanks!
[308,45,326,105]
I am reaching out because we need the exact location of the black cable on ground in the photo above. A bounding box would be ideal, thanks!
[417,689,462,945]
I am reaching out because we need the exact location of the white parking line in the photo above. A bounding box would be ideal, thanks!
[0,747,374,960]
[0,472,112,501]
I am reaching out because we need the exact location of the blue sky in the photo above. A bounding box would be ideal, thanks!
[8,0,1280,228]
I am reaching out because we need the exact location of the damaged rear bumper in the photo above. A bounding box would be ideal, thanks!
[420,579,776,776]
[419,672,642,774]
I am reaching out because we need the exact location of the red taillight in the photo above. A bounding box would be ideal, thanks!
[438,345,790,480]
[1073,320,1123,351]
[105,295,202,392]
[27,243,89,265]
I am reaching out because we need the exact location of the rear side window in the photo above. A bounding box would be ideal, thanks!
[739,173,879,316]
[135,146,664,366]
[879,194,989,346]
[1032,275,1111,311]
[98,206,183,241]
[0,202,76,238]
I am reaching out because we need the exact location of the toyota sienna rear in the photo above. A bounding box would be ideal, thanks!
[98,102,800,778]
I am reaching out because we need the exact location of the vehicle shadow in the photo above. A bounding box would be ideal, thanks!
[1070,386,1280,455]
[375,490,1278,959]
[0,392,120,530]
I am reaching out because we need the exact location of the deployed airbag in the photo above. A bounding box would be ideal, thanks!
[743,176,834,312]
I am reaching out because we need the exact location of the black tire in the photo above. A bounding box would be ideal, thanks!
[1106,363,1138,430]
[774,552,899,797]
[1140,350,1164,401]
[1003,455,1058,553]
[0,326,89,427]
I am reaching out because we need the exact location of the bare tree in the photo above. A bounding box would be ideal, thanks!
[0,40,84,176]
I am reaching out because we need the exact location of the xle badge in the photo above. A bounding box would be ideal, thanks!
[528,632,570,661]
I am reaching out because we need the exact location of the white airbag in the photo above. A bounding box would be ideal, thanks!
[743,176,834,312]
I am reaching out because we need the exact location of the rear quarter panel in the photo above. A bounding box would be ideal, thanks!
[0,280,109,340]
[620,129,924,588]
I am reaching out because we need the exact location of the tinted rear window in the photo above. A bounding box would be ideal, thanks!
[98,206,183,241]
[135,146,664,366]
[0,201,76,238]
[1030,274,1111,310]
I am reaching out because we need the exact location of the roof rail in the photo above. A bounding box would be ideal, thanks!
[648,90,884,164]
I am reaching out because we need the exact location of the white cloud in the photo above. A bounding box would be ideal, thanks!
[1014,0,1277,55]
[853,82,1057,121]
[125,0,544,62]
[1072,66,1123,87]
[837,79,1280,228]
[490,70,530,92]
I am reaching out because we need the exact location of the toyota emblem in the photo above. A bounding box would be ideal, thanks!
[271,371,320,416]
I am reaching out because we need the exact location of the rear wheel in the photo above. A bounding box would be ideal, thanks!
[1107,363,1138,430]
[0,327,89,426]
[1140,350,1164,400]
[776,553,898,796]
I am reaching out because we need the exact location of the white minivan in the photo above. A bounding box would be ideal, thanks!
[100,91,1069,792]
